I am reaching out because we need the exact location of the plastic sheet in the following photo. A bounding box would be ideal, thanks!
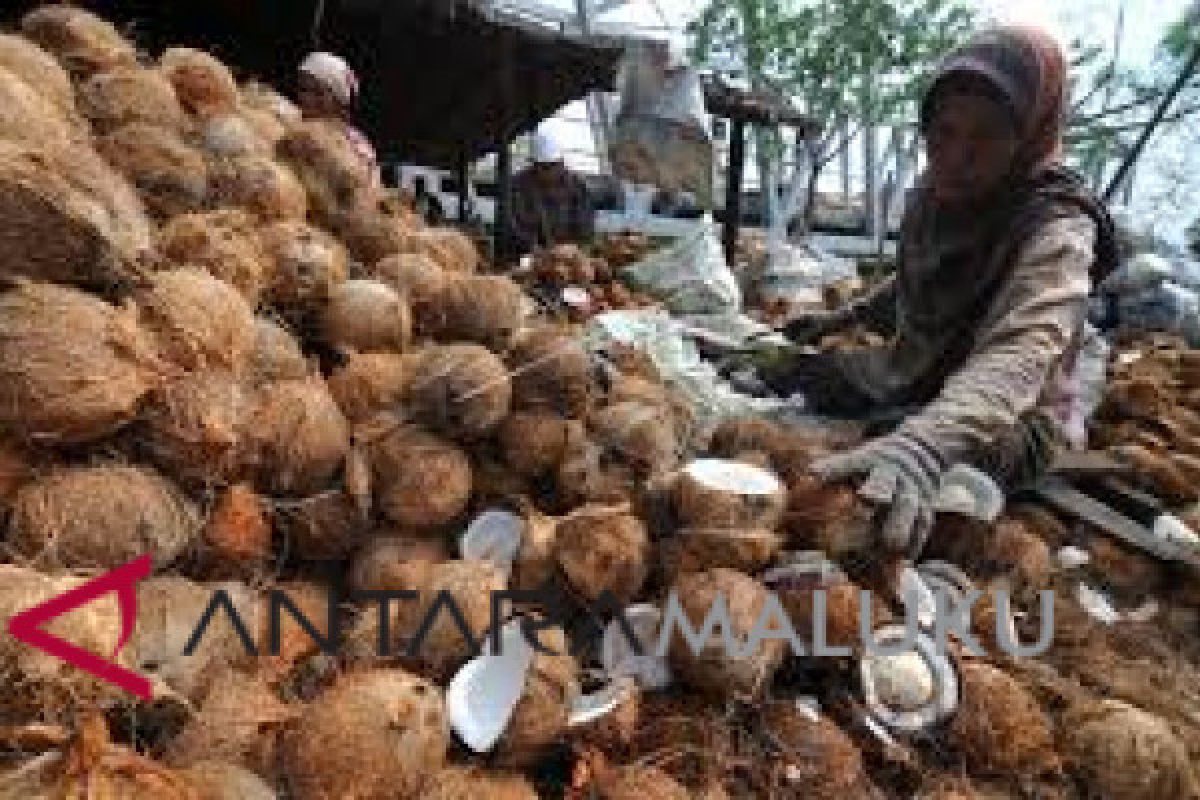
[622,216,741,315]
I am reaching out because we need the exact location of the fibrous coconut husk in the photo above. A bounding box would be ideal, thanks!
[276,119,372,222]
[496,626,579,768]
[371,252,447,336]
[21,5,136,77]
[261,220,348,312]
[0,282,162,445]
[208,154,307,222]
[433,274,525,350]
[668,569,786,700]
[327,352,412,423]
[241,81,302,126]
[245,377,349,496]
[978,518,1052,600]
[248,317,308,386]
[158,48,239,120]
[555,505,650,604]
[0,435,34,509]
[676,459,788,530]
[0,141,152,293]
[403,344,512,440]
[761,702,879,799]
[0,33,80,124]
[570,679,641,754]
[0,66,82,147]
[200,112,271,158]
[273,487,366,561]
[350,532,449,593]
[785,474,876,559]
[499,410,574,478]
[407,227,480,273]
[159,209,269,306]
[423,766,537,800]
[329,205,413,266]
[77,65,186,133]
[202,483,272,575]
[9,464,199,570]
[709,416,785,462]
[555,424,638,508]
[507,325,593,417]
[96,123,209,219]
[662,527,783,578]
[321,279,412,354]
[1113,443,1200,505]
[138,369,251,489]
[590,401,679,477]
[950,661,1059,778]
[177,762,277,800]
[1088,535,1166,596]
[254,582,335,687]
[368,424,472,531]
[774,575,888,653]
[280,669,447,800]
[134,267,256,374]
[597,766,691,800]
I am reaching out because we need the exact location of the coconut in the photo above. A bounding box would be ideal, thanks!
[0,66,81,147]
[1088,535,1166,595]
[786,474,876,558]
[676,459,788,530]
[423,767,538,800]
[434,274,525,350]
[96,123,209,219]
[78,65,186,133]
[240,80,301,127]
[0,282,161,444]
[404,344,512,440]
[368,424,472,531]
[0,565,129,717]
[1062,698,1198,800]
[139,369,250,488]
[21,5,136,77]
[591,401,679,477]
[980,518,1052,599]
[208,154,307,222]
[159,209,270,306]
[495,626,579,768]
[203,483,271,574]
[249,317,308,386]
[261,220,348,311]
[761,702,878,798]
[321,279,412,354]
[569,678,641,752]
[507,325,593,416]
[1113,443,1200,505]
[245,377,349,496]
[10,465,198,570]
[328,352,412,423]
[276,119,372,221]
[662,527,783,578]
[273,487,366,561]
[280,669,447,800]
[371,252,447,335]
[350,532,449,593]
[253,581,336,687]
[199,112,271,158]
[668,569,785,699]
[177,762,277,800]
[709,416,785,461]
[950,661,1058,777]
[555,424,638,508]
[134,267,256,374]
[330,206,413,266]
[766,568,888,652]
[499,411,574,478]
[408,227,480,273]
[0,33,80,124]
[239,106,287,149]
[0,140,152,293]
[0,436,34,509]
[599,766,691,800]
[555,506,650,604]
[159,48,239,120]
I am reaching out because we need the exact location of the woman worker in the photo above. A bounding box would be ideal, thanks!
[776,27,1118,556]
[296,51,381,188]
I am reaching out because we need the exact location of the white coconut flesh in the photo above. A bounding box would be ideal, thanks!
[446,619,534,753]
[567,679,635,728]
[460,510,524,574]
[601,603,671,691]
[683,459,783,497]
[860,626,958,733]
[763,552,845,592]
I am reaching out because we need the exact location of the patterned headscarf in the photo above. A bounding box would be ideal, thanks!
[299,51,360,109]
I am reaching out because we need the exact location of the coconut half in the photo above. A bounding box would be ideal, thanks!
[676,458,787,529]
[446,619,534,753]
[860,626,958,734]
[601,603,671,690]
[459,510,524,575]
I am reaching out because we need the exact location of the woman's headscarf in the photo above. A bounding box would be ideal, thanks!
[299,51,360,109]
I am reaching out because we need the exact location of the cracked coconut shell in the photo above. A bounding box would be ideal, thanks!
[676,459,788,530]
[495,626,580,768]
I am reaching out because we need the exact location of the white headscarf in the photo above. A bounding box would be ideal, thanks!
[532,125,564,164]
[299,51,359,108]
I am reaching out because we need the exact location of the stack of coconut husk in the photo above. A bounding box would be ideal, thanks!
[1,7,1199,800]
[519,242,661,322]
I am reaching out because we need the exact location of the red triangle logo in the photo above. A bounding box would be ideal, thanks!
[7,556,153,701]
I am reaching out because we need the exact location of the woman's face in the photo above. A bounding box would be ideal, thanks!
[297,72,342,119]
[925,90,1020,204]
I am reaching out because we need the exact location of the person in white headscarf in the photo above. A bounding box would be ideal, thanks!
[510,123,594,253]
[297,51,379,187]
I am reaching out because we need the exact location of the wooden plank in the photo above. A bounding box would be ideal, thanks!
[1048,449,1131,479]
[1034,481,1175,561]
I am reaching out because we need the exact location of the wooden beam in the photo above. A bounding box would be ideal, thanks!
[722,116,747,268]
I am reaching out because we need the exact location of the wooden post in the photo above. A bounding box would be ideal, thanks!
[723,116,747,268]
[495,138,513,261]
[457,149,470,224]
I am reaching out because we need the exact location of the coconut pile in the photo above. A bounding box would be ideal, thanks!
[1,7,1200,800]
[519,242,662,322]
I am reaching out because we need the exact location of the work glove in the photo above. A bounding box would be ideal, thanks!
[780,309,847,346]
[811,432,943,558]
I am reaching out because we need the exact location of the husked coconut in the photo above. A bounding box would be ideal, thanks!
[404,344,512,440]
[177,762,277,800]
[556,423,637,507]
[78,65,186,133]
[950,661,1058,777]
[330,205,412,266]
[599,766,691,800]
[979,518,1052,599]
[555,506,649,604]
[786,473,876,558]
[134,267,256,374]
[245,377,350,496]
[1113,443,1200,505]
[709,416,785,462]
[200,112,272,157]
[1088,535,1165,595]
[569,678,641,752]
[159,48,239,119]
[507,325,593,416]
[10,465,198,570]
[423,767,537,800]
[139,370,250,488]
[591,401,679,477]
[668,569,785,699]
[276,119,373,221]
[203,483,272,573]
[209,154,307,222]
[0,33,80,124]
[1062,698,1198,800]
[280,669,447,800]
[241,80,302,126]
[768,570,889,653]
[261,220,348,311]
[676,459,787,530]
[662,527,783,578]
[271,483,363,559]
[499,411,573,478]
[239,107,287,149]
[371,252,447,335]
[434,274,525,350]
[0,282,161,445]
[762,702,879,798]
[350,532,449,593]
[21,5,136,77]
[369,424,471,530]
[249,317,307,386]
[254,582,335,685]
[408,227,480,273]
[159,209,270,305]
[96,123,209,219]
[0,66,81,147]
[495,626,579,768]
[0,436,34,508]
[321,279,412,354]
[328,352,412,423]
